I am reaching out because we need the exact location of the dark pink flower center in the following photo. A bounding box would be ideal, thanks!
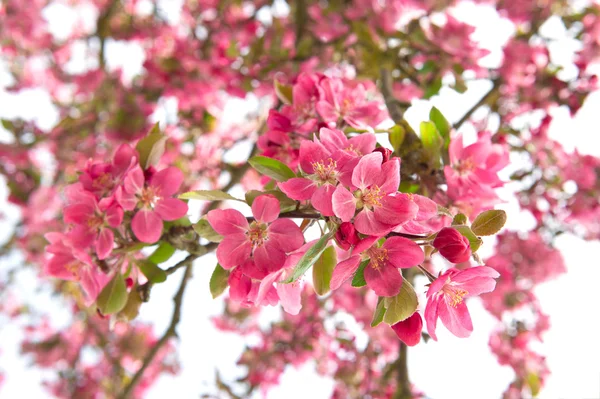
[455,158,475,175]
[65,261,82,280]
[311,158,337,184]
[344,143,362,156]
[367,247,388,271]
[247,222,269,248]
[87,214,104,231]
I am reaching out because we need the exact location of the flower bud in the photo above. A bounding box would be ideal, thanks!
[432,227,471,263]
[335,222,360,250]
[372,147,393,163]
[391,312,423,346]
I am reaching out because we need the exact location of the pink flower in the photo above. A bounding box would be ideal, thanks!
[63,185,123,260]
[44,232,110,304]
[332,152,417,235]
[334,222,360,250]
[391,312,423,346]
[278,140,340,216]
[316,77,386,130]
[432,227,471,264]
[79,144,137,198]
[330,236,424,297]
[207,195,304,272]
[117,166,188,243]
[425,266,499,340]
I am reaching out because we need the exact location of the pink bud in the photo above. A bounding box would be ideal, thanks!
[372,147,392,163]
[432,227,471,263]
[125,277,134,289]
[391,312,423,346]
[334,222,360,250]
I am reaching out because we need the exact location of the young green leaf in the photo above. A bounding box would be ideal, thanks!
[371,297,386,327]
[453,225,483,252]
[178,190,242,201]
[389,124,406,154]
[96,273,128,315]
[249,156,296,182]
[429,106,450,145]
[138,260,167,284]
[147,242,176,264]
[312,246,337,296]
[471,209,507,236]
[383,278,418,325]
[282,229,336,284]
[351,259,369,287]
[136,123,167,169]
[209,264,229,299]
[420,121,443,168]
[193,218,223,243]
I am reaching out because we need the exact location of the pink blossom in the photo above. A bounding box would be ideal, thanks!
[425,266,499,340]
[331,236,424,297]
[44,232,110,304]
[332,152,417,235]
[432,227,471,264]
[207,195,304,272]
[117,166,188,243]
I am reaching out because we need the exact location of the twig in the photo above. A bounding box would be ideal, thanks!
[117,263,194,399]
[453,78,501,130]
[394,343,412,399]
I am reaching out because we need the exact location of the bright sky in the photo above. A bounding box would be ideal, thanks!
[1,1,600,398]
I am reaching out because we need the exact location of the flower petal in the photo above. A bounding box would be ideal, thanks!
[312,184,335,216]
[278,178,317,200]
[330,255,361,291]
[254,241,286,273]
[332,185,356,222]
[96,228,114,260]
[216,234,252,269]
[425,297,440,341]
[375,195,418,226]
[155,198,188,221]
[391,312,423,346]
[384,237,425,269]
[364,262,403,297]
[150,167,184,197]
[252,194,280,223]
[268,219,304,253]
[131,209,163,243]
[354,208,393,236]
[207,209,249,235]
[438,300,473,338]
[351,152,382,190]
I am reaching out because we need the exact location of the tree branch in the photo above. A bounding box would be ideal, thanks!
[453,78,501,130]
[117,262,194,399]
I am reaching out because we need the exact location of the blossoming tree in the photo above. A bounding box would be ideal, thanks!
[0,0,599,398]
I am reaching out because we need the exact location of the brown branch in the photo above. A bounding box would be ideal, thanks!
[394,343,412,399]
[453,78,501,130]
[117,262,194,399]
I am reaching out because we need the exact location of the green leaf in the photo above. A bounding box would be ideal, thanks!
[351,259,369,287]
[312,246,337,296]
[527,373,541,397]
[420,121,443,168]
[429,106,450,146]
[383,278,418,325]
[117,288,143,321]
[249,156,296,182]
[96,273,128,315]
[136,123,168,169]
[371,297,386,327]
[283,229,336,283]
[147,242,176,264]
[424,76,442,99]
[209,264,229,299]
[245,190,296,212]
[453,225,483,252]
[138,260,167,284]
[389,125,406,154]
[452,213,468,225]
[193,218,223,243]
[274,79,293,105]
[179,190,242,201]
[471,209,507,236]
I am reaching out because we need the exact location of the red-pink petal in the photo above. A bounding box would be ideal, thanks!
[384,237,425,269]
[268,219,304,253]
[155,197,188,221]
[124,166,145,194]
[312,184,335,216]
[207,209,249,235]
[276,280,303,315]
[132,209,163,243]
[228,267,252,303]
[63,204,94,225]
[105,204,124,227]
[374,157,400,194]
[150,167,184,197]
[347,133,376,155]
[391,312,423,346]
[330,255,361,290]
[332,185,356,222]
[96,228,114,260]
[254,241,286,273]
[319,127,348,153]
[438,301,473,338]
[425,296,440,341]
[299,140,330,174]
[216,234,252,269]
[251,194,280,223]
[351,152,382,189]
[375,195,418,226]
[364,262,403,297]
[278,178,317,200]
[354,208,393,236]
